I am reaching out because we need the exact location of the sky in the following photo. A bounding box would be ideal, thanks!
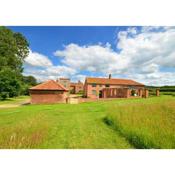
[8,26,175,86]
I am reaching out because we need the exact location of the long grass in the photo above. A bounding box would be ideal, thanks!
[0,113,51,148]
[106,99,175,148]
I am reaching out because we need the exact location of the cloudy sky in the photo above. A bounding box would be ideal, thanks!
[9,26,175,86]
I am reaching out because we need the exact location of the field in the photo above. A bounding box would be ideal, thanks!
[0,95,175,149]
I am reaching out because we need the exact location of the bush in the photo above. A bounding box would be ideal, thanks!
[0,92,9,100]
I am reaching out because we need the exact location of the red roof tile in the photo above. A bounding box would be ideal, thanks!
[30,80,68,91]
[86,77,144,86]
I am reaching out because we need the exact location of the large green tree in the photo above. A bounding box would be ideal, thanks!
[0,26,30,99]
[0,26,29,73]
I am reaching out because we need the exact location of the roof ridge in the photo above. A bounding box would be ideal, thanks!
[85,77,144,86]
[30,80,68,91]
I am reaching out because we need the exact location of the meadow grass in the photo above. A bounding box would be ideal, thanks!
[0,95,174,148]
[106,96,175,148]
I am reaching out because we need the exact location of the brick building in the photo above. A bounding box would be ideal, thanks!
[57,78,70,90]
[29,80,68,104]
[84,75,145,99]
[70,81,84,94]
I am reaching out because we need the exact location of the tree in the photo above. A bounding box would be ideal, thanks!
[21,75,37,95]
[0,68,21,99]
[23,75,37,86]
[0,26,29,73]
[0,27,30,99]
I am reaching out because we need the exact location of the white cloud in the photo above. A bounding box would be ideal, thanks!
[24,65,77,82]
[54,43,128,74]
[24,27,175,86]
[24,50,78,82]
[25,50,53,67]
[53,26,175,86]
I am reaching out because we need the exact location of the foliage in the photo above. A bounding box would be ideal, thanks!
[21,75,37,95]
[22,75,37,86]
[147,85,175,96]
[0,26,29,73]
[0,68,21,100]
[0,26,30,99]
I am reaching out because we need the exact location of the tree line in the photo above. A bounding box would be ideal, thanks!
[0,26,37,100]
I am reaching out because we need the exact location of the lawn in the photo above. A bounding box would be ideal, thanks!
[0,95,174,148]
[0,96,29,105]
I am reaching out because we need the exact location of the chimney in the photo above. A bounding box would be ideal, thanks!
[109,74,112,79]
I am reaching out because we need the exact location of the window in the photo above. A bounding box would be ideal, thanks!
[105,84,110,87]
[92,84,96,87]
[92,90,97,95]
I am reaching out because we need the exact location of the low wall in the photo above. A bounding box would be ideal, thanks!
[67,96,141,104]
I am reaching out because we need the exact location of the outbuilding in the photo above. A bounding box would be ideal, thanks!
[29,80,68,104]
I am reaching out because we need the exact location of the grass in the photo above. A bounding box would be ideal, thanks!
[105,96,175,148]
[0,96,29,105]
[0,95,174,148]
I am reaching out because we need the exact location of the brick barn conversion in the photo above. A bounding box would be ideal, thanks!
[84,75,146,99]
[29,80,68,104]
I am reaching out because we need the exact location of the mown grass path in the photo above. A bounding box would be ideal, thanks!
[40,104,132,148]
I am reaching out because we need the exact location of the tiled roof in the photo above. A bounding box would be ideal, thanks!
[86,77,144,86]
[30,80,68,91]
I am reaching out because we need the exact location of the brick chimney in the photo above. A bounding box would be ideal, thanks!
[109,74,112,79]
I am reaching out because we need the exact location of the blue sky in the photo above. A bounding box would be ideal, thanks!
[8,26,175,86]
[9,26,124,65]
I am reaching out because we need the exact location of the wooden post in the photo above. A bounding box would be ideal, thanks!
[156,89,160,96]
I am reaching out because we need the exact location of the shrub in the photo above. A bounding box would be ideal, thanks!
[0,92,9,100]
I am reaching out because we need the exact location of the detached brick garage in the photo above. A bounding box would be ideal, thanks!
[29,80,68,104]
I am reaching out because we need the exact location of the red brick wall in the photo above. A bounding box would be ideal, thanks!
[84,83,144,98]
[102,88,130,98]
[29,90,68,104]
